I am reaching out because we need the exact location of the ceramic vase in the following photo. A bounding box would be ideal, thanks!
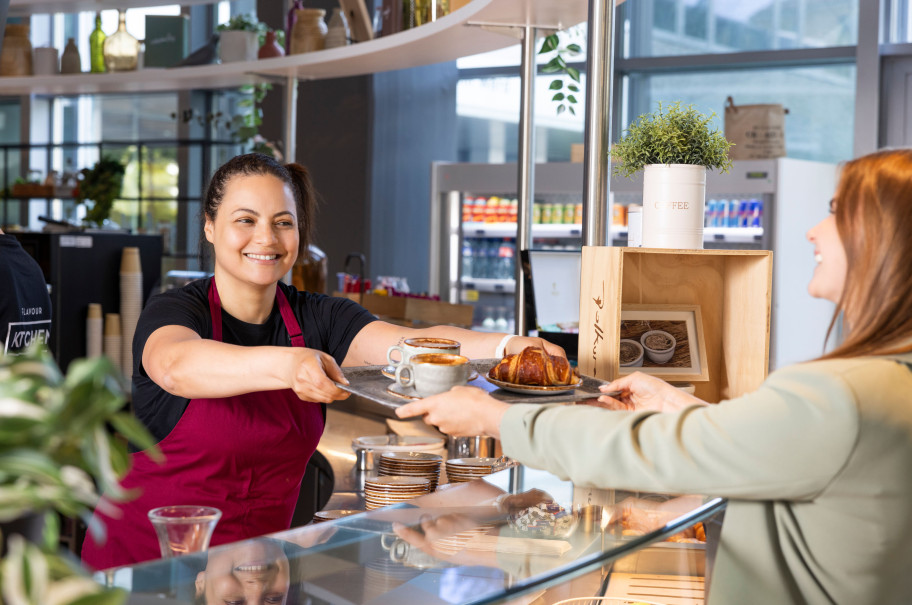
[258,30,285,59]
[33,47,59,75]
[290,9,327,55]
[61,38,82,74]
[325,9,350,49]
[285,0,305,50]
[641,164,706,250]
[0,24,33,76]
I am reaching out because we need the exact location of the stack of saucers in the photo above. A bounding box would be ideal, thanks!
[432,523,497,555]
[445,457,502,484]
[378,452,443,491]
[312,509,361,524]
[363,476,432,510]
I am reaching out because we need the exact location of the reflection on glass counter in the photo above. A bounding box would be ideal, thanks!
[102,466,725,605]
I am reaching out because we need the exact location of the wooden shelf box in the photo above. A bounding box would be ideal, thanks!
[577,247,773,402]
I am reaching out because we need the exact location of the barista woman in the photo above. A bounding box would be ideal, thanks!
[81,153,560,569]
[397,149,912,603]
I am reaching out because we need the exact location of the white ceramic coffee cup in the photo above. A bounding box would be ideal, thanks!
[641,330,676,364]
[387,337,460,368]
[395,353,469,397]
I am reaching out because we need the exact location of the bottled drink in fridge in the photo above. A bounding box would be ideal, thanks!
[461,239,473,279]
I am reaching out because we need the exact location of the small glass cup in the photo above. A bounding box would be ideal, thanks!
[147,505,222,558]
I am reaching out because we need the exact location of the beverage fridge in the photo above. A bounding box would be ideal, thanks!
[429,158,838,370]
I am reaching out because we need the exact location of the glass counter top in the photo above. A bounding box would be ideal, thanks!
[105,465,725,605]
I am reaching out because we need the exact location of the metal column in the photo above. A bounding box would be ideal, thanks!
[582,0,615,247]
[514,25,537,336]
[284,75,299,163]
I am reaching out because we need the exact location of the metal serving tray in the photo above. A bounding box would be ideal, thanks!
[336,359,613,412]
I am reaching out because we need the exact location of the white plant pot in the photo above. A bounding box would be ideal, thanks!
[641,163,706,250]
[219,30,258,63]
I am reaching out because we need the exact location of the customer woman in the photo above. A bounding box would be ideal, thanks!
[81,153,560,569]
[397,149,912,603]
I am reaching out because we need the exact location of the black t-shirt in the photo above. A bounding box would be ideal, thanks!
[0,235,52,355]
[132,277,376,443]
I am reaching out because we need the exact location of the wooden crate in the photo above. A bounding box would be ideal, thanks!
[333,292,474,328]
[578,247,773,402]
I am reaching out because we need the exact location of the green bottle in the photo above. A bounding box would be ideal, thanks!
[89,12,106,73]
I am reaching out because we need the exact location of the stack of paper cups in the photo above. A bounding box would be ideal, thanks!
[86,303,103,359]
[120,247,143,380]
[104,313,122,376]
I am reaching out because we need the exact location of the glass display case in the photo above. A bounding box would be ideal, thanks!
[100,464,725,605]
[430,158,838,369]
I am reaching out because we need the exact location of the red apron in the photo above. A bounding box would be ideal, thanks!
[82,281,324,570]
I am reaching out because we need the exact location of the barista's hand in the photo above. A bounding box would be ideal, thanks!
[395,386,508,438]
[392,515,499,567]
[504,336,567,360]
[597,371,707,413]
[288,348,350,403]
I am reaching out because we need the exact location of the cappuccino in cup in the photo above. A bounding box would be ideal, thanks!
[387,337,461,368]
[394,353,469,397]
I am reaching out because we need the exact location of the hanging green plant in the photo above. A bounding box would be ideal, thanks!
[539,32,582,116]
[75,156,126,227]
[612,101,734,177]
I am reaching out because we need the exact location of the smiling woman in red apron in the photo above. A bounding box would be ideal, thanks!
[81,153,566,570]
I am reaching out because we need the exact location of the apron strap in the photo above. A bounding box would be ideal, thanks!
[207,279,306,348]
[208,278,224,343]
[275,286,305,347]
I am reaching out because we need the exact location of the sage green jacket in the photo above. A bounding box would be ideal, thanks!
[500,353,912,604]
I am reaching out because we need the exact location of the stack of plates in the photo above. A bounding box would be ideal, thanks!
[312,509,361,524]
[378,452,443,491]
[445,457,502,484]
[363,476,432,510]
[432,523,497,555]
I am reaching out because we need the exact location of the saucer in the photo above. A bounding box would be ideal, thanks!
[386,382,421,401]
[483,374,583,396]
[382,365,478,381]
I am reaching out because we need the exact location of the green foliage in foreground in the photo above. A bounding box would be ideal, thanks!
[612,101,734,177]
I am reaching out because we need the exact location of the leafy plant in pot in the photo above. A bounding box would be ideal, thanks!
[612,101,733,249]
[75,156,126,228]
[0,347,160,604]
[217,14,266,63]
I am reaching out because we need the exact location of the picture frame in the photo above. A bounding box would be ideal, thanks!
[618,303,709,382]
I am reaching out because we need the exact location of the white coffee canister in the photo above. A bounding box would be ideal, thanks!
[641,163,707,250]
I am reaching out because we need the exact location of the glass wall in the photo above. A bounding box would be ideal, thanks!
[620,0,858,57]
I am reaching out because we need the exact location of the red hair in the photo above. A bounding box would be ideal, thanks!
[821,149,912,359]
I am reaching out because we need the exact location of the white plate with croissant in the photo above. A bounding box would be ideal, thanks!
[484,346,582,395]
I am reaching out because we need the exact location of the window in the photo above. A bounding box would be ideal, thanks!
[621,0,858,57]
[622,64,856,164]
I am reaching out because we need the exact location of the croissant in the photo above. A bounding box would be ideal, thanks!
[489,346,575,386]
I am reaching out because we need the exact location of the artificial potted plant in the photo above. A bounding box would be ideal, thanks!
[0,347,159,604]
[75,156,125,228]
[612,101,733,249]
[217,14,265,63]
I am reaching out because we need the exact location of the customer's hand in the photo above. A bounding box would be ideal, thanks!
[287,348,351,403]
[504,336,566,360]
[395,386,508,438]
[598,371,707,413]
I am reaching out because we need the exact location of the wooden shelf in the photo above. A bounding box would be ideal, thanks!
[1,0,588,95]
[578,247,773,403]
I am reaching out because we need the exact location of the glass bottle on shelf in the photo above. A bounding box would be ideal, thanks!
[104,10,140,72]
[89,12,106,73]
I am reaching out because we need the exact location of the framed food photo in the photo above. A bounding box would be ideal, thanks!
[618,304,709,382]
